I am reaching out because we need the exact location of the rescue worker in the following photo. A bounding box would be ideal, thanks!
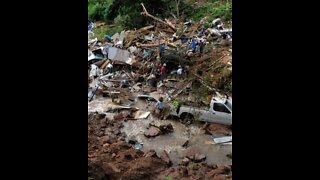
[156,97,165,113]
[160,63,166,83]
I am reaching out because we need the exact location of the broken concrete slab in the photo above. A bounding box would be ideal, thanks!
[108,47,133,65]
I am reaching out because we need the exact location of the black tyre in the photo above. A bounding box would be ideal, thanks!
[180,113,194,125]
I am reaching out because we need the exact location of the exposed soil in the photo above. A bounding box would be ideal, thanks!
[88,112,232,180]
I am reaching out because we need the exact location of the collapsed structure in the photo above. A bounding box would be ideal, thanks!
[88,3,232,180]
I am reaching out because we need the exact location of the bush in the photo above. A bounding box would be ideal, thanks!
[186,0,232,23]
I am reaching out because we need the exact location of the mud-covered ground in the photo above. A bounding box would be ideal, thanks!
[88,112,232,180]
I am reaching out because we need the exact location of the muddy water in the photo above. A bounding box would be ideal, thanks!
[121,117,231,166]
[89,97,232,166]
[121,99,231,166]
[88,96,113,113]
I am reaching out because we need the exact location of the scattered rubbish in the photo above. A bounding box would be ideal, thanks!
[108,47,133,65]
[88,2,232,178]
[137,94,158,101]
[134,111,151,119]
[133,143,143,150]
[213,136,232,144]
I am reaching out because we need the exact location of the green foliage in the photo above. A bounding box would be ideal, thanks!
[88,0,232,31]
[88,0,114,21]
[88,3,97,20]
[186,0,232,22]
[92,25,124,41]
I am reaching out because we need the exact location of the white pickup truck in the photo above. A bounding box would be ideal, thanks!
[170,95,232,125]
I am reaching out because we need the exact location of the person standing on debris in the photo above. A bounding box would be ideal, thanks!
[191,39,196,53]
[156,97,165,113]
[160,63,166,83]
[199,40,205,54]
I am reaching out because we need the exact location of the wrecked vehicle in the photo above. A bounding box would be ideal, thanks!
[170,96,232,125]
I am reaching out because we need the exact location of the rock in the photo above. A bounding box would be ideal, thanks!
[113,129,121,135]
[100,136,111,144]
[112,153,116,158]
[103,143,110,147]
[118,137,125,141]
[186,148,197,160]
[149,121,156,127]
[144,126,161,137]
[192,164,199,170]
[113,111,132,121]
[113,113,124,121]
[224,164,232,173]
[181,158,190,166]
[144,149,157,157]
[180,167,188,177]
[194,154,206,162]
[159,123,174,134]
[97,113,106,119]
[182,140,189,148]
[124,153,133,160]
[128,139,137,144]
[107,163,121,173]
[160,150,171,165]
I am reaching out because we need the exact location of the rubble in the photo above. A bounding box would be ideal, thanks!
[160,150,171,165]
[144,126,161,138]
[89,5,232,178]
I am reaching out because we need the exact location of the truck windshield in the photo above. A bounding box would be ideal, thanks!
[225,100,232,111]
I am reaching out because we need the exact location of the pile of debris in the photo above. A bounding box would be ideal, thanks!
[88,4,232,180]
[88,4,232,104]
[144,121,174,138]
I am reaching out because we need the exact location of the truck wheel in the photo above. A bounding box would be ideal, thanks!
[180,113,194,125]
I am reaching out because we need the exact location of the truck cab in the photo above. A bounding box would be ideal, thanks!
[207,97,232,125]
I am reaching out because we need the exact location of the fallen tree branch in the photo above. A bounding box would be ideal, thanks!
[141,3,176,31]
[136,42,160,48]
[137,25,155,33]
[190,71,230,95]
[206,54,228,71]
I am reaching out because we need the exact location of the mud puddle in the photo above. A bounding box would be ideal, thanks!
[121,114,231,166]
[88,96,113,113]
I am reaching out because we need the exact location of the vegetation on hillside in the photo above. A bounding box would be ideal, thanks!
[88,0,232,30]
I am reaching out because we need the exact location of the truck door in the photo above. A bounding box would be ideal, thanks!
[210,102,232,125]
